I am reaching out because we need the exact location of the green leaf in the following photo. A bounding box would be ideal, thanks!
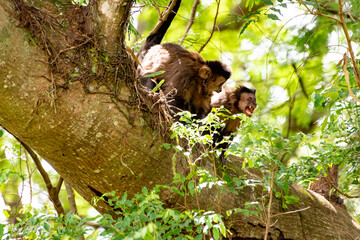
[247,158,254,168]
[70,73,79,77]
[52,235,60,240]
[223,173,234,188]
[151,79,165,93]
[195,234,203,240]
[262,0,273,4]
[240,19,255,36]
[0,224,5,237]
[162,143,171,150]
[43,221,50,231]
[121,191,128,203]
[212,227,220,240]
[180,175,186,183]
[143,71,165,78]
[29,231,37,239]
[270,7,282,15]
[3,211,9,218]
[188,180,195,190]
[284,195,300,204]
[303,0,316,6]
[267,13,280,20]
[275,191,282,198]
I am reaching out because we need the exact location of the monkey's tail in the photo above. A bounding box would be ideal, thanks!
[138,0,181,61]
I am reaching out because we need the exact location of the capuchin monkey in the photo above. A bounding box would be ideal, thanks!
[210,85,257,164]
[137,0,231,118]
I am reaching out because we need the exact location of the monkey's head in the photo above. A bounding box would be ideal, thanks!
[199,61,231,95]
[233,86,257,117]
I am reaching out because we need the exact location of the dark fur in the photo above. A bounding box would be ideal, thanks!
[137,0,182,62]
[136,0,231,118]
[210,85,257,164]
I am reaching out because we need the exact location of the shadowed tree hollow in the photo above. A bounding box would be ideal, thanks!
[0,0,360,239]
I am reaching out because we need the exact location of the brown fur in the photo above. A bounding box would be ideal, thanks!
[210,85,257,164]
[211,85,257,136]
[138,43,231,118]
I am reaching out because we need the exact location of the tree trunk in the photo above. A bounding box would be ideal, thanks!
[0,1,359,239]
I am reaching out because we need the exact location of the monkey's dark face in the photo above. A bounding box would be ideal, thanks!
[237,92,257,117]
[204,76,227,95]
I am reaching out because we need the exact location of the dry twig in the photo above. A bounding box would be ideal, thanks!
[16,138,65,215]
[342,53,360,103]
[199,0,221,53]
[179,0,200,44]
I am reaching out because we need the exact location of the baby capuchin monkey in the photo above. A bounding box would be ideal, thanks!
[137,0,231,118]
[210,85,257,164]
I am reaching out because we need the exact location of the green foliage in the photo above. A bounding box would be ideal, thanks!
[94,187,227,239]
[292,74,360,192]
[1,205,93,239]
[137,0,170,6]
[0,186,227,239]
[2,0,360,237]
[71,0,89,6]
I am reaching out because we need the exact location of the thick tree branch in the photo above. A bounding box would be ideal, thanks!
[96,0,135,51]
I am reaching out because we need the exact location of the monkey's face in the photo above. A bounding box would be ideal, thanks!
[204,76,227,95]
[237,92,257,117]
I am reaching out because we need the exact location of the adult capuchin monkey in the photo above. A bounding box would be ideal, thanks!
[137,0,231,118]
[210,85,257,164]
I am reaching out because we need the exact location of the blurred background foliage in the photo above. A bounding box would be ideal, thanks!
[1,0,360,238]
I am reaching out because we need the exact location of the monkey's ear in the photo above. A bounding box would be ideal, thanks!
[199,65,212,79]
[228,92,238,105]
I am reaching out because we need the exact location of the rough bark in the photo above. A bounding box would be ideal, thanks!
[0,0,360,239]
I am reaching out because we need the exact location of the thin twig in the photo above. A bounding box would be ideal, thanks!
[179,0,199,44]
[338,0,360,88]
[50,38,91,64]
[286,89,294,139]
[24,151,33,204]
[148,0,179,37]
[199,0,221,53]
[342,53,360,102]
[271,206,311,218]
[55,176,64,196]
[16,138,65,215]
[299,0,360,88]
[298,0,340,23]
[291,64,309,99]
[328,170,360,198]
[264,167,275,240]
